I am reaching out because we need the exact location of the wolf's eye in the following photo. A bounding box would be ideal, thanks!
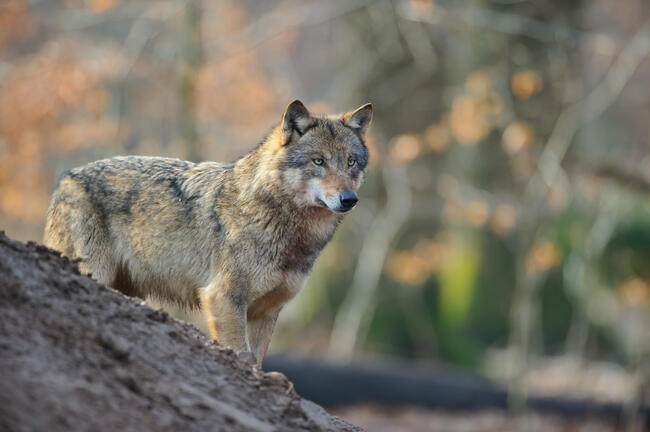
[313,158,324,166]
[348,158,356,167]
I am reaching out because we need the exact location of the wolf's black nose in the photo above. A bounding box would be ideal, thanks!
[339,191,358,209]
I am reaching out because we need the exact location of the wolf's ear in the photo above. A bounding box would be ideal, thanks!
[343,103,373,135]
[282,100,312,137]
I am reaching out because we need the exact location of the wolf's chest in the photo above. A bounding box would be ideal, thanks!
[273,219,336,274]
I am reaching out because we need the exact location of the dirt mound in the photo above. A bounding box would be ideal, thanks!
[0,232,359,432]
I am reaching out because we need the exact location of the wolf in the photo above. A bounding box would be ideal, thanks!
[43,100,372,365]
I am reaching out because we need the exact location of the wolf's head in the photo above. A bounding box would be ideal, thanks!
[263,100,372,214]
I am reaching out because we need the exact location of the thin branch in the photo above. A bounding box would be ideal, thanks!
[395,0,649,51]
[178,0,203,162]
[113,2,186,148]
[203,0,371,56]
[569,159,650,194]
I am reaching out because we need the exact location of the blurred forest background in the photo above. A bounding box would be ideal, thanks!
[2,0,650,428]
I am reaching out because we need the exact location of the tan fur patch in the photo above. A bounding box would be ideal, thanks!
[247,285,294,320]
[320,169,345,196]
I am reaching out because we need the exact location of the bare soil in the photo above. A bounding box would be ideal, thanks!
[0,232,360,432]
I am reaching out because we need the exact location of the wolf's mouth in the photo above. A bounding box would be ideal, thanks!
[315,198,354,214]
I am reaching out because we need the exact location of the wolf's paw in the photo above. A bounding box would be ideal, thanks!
[237,351,257,366]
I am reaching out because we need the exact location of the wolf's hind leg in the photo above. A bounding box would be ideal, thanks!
[44,177,117,288]
[44,198,76,258]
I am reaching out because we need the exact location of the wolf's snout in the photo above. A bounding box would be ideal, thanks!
[339,191,358,210]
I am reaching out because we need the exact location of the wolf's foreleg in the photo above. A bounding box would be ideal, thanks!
[247,308,281,366]
[200,281,250,353]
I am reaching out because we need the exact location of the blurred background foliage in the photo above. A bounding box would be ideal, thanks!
[2,0,650,411]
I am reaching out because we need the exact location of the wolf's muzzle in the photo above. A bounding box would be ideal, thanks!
[339,191,358,211]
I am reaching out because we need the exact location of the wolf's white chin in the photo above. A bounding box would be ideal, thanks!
[313,199,353,214]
